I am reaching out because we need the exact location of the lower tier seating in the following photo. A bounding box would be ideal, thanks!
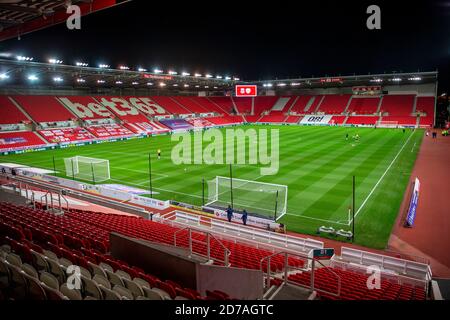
[86,124,134,138]
[38,128,96,143]
[345,116,379,125]
[0,131,47,151]
[288,267,426,300]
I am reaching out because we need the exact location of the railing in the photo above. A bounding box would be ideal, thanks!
[260,251,341,298]
[174,227,231,267]
[336,247,432,283]
[159,210,323,253]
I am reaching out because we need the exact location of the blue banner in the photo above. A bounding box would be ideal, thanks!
[405,178,420,227]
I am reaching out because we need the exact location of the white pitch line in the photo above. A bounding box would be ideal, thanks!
[348,130,416,225]
[285,212,349,225]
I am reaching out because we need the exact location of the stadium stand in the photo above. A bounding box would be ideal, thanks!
[379,116,417,126]
[233,97,252,114]
[289,96,315,114]
[170,97,209,114]
[150,97,191,115]
[38,128,96,144]
[416,96,435,127]
[0,131,48,151]
[0,202,213,300]
[258,115,287,123]
[12,96,76,123]
[284,116,303,124]
[86,124,134,138]
[184,118,214,128]
[58,96,114,120]
[345,116,379,126]
[317,94,352,114]
[379,94,415,116]
[0,96,30,125]
[253,96,279,115]
[189,97,230,114]
[205,115,245,125]
[207,97,234,114]
[330,116,347,125]
[288,267,426,300]
[94,97,168,134]
[347,97,381,114]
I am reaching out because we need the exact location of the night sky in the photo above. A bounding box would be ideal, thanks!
[0,0,449,91]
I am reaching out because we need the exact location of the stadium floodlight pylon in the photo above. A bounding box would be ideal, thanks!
[205,176,288,221]
[64,156,110,183]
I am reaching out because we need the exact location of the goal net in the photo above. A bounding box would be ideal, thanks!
[376,120,399,128]
[205,176,288,221]
[64,156,110,182]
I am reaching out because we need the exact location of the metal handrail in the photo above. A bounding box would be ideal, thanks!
[260,251,341,298]
[174,226,231,267]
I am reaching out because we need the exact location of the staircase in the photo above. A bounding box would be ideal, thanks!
[412,96,418,114]
[313,96,326,113]
[343,96,354,114]
[286,96,300,113]
[303,96,315,113]
[376,96,384,114]
[271,97,291,112]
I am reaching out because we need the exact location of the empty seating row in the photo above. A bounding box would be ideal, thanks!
[347,97,380,114]
[288,267,426,300]
[12,96,76,123]
[86,124,134,138]
[0,131,48,151]
[317,94,351,114]
[0,202,230,300]
[0,96,31,125]
[38,128,96,143]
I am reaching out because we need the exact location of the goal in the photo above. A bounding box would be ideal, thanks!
[64,156,110,183]
[376,120,399,128]
[205,176,288,221]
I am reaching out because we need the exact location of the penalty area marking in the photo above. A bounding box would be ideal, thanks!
[347,130,416,225]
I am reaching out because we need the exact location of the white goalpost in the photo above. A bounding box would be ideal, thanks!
[64,156,110,182]
[205,176,288,221]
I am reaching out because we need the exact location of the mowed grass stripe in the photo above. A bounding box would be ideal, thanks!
[0,126,422,249]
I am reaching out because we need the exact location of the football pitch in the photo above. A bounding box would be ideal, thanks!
[0,125,424,249]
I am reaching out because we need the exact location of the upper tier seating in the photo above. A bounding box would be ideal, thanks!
[38,128,96,143]
[253,96,279,115]
[150,97,191,115]
[379,95,415,116]
[415,97,435,127]
[58,96,114,120]
[0,131,47,151]
[317,95,351,114]
[345,116,379,125]
[86,124,134,138]
[189,97,230,114]
[12,96,76,123]
[245,115,262,123]
[347,97,380,114]
[290,96,314,113]
[170,97,209,114]
[233,97,252,114]
[207,97,235,114]
[0,96,30,125]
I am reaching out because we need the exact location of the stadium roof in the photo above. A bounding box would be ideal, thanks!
[0,57,438,94]
[0,0,130,42]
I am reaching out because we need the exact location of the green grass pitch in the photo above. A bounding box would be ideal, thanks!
[0,125,424,249]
